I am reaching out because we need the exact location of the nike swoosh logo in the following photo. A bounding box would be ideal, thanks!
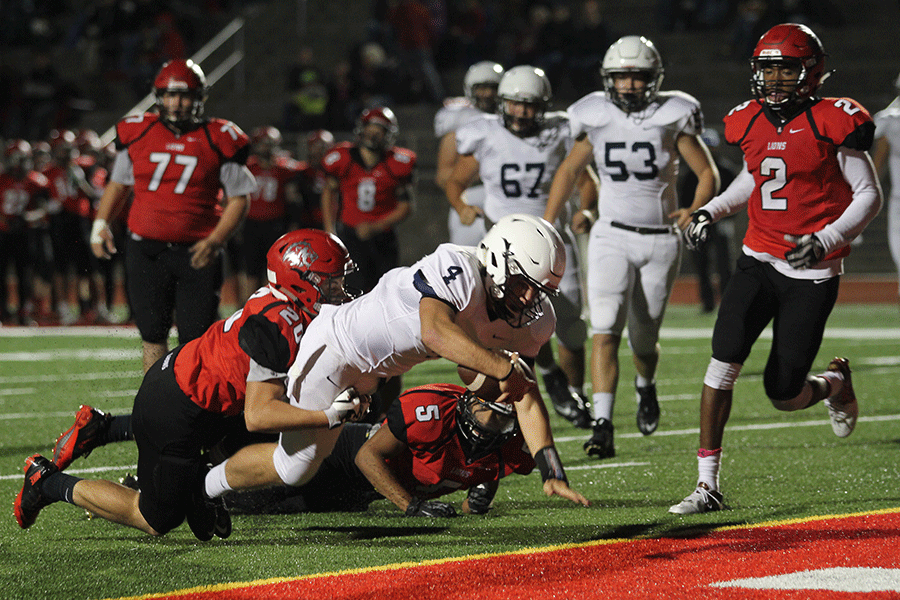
[813,278,831,284]
[789,128,805,134]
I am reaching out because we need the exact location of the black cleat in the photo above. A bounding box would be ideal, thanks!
[584,418,615,459]
[14,454,58,529]
[543,369,592,429]
[635,378,660,435]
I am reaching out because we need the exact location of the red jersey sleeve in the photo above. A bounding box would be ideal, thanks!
[385,147,416,183]
[205,117,251,165]
[321,143,353,178]
[173,288,310,415]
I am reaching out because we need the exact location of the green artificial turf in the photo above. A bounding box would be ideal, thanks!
[1,304,898,599]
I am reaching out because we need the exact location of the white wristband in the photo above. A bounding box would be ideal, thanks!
[90,219,109,245]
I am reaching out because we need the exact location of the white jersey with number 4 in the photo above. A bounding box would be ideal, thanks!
[455,112,572,224]
[568,91,703,227]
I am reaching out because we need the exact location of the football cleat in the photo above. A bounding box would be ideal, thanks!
[635,377,660,435]
[186,475,231,541]
[53,405,113,470]
[668,482,725,515]
[584,418,615,459]
[823,357,858,438]
[544,369,592,429]
[14,454,58,529]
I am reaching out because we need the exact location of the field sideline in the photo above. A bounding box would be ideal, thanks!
[1,304,898,599]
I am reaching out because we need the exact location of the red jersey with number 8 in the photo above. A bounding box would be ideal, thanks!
[723,97,874,260]
[321,142,415,227]
[115,113,250,243]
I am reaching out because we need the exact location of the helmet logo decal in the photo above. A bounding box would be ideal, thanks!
[283,241,318,270]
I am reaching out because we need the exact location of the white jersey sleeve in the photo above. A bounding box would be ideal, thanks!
[874,97,900,199]
[434,98,484,138]
[569,91,704,227]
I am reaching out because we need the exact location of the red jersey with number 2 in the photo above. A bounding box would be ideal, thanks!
[385,383,534,500]
[321,142,415,227]
[174,287,310,416]
[723,97,874,260]
[115,113,250,243]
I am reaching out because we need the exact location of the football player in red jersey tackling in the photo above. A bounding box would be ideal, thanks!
[670,24,883,514]
[90,59,256,372]
[321,106,414,293]
[14,230,367,540]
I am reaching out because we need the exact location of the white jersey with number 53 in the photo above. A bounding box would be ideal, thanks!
[568,91,703,227]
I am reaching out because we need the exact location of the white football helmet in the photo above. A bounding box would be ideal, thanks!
[464,61,504,113]
[477,214,565,328]
[497,66,551,136]
[601,36,664,112]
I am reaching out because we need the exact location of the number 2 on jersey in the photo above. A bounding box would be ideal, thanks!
[759,156,787,210]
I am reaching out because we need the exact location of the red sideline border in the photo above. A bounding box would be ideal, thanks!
[110,508,900,600]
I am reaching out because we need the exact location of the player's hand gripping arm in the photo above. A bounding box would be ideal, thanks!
[444,154,483,226]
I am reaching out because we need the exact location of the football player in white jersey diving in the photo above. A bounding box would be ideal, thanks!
[445,65,599,432]
[544,36,720,458]
[202,213,590,513]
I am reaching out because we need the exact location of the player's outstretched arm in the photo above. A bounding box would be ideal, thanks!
[544,135,593,225]
[355,423,415,512]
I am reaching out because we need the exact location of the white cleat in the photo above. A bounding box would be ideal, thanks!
[668,482,725,515]
[823,357,857,438]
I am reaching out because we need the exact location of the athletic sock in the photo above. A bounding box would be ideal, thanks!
[591,392,615,422]
[635,374,654,389]
[105,415,134,444]
[205,462,233,499]
[41,471,82,504]
[820,370,843,399]
[697,448,722,492]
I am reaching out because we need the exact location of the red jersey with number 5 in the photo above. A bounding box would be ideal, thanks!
[115,113,250,243]
[385,383,534,499]
[174,287,310,415]
[723,97,874,260]
[321,142,415,227]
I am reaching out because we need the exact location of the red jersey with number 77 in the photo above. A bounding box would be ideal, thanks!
[321,142,416,227]
[723,97,874,261]
[115,113,250,243]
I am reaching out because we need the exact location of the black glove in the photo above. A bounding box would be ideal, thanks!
[683,209,712,250]
[465,482,496,515]
[784,233,825,269]
[404,497,457,518]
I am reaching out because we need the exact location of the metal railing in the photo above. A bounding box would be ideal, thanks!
[99,17,246,147]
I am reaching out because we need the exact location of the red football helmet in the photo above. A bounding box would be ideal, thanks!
[354,107,398,150]
[750,23,827,112]
[266,229,358,315]
[306,129,334,165]
[250,126,283,159]
[154,59,208,127]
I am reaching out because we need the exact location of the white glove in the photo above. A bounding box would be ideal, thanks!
[323,388,367,429]
[683,209,712,251]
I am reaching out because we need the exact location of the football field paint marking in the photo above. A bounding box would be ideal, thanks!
[711,567,900,592]
[0,463,137,481]
[555,412,900,443]
[99,508,900,600]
